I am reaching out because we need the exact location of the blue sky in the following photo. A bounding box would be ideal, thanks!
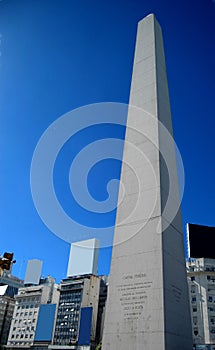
[0,0,215,282]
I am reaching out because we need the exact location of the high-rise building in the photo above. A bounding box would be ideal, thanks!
[52,274,100,349]
[6,276,59,349]
[24,260,43,286]
[102,13,192,349]
[0,286,16,346]
[67,239,99,278]
[0,268,23,345]
[187,258,215,350]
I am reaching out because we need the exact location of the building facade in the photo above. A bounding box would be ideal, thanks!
[67,239,99,278]
[187,258,215,349]
[0,286,16,346]
[7,276,58,349]
[52,275,100,348]
[0,272,24,345]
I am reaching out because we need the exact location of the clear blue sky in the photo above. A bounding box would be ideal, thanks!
[0,0,214,282]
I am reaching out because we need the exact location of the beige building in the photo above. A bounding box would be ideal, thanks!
[52,274,100,348]
[187,258,215,349]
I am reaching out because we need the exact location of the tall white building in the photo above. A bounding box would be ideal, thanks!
[7,276,59,348]
[24,260,43,286]
[187,258,215,349]
[67,239,99,277]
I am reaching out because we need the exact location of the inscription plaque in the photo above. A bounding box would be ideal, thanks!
[116,273,152,321]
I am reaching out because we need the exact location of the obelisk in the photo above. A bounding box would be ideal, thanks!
[102,14,193,350]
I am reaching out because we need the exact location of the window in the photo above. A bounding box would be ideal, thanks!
[192,297,196,303]
[191,276,195,281]
[193,307,197,312]
[194,328,198,336]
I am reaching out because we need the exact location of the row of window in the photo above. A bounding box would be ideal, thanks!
[15,310,37,318]
[10,333,34,339]
[192,296,215,304]
[190,275,215,281]
[16,296,40,303]
[16,304,39,309]
[207,276,215,282]
[13,318,37,325]
[8,341,33,346]
[12,325,35,331]
[57,312,79,319]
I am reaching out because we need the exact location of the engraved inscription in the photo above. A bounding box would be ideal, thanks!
[116,272,153,320]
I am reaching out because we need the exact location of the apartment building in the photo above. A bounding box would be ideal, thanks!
[7,276,58,349]
[187,258,215,350]
[52,274,100,349]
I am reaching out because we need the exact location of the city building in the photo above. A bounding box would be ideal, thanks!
[187,258,215,350]
[186,223,215,349]
[0,264,24,345]
[24,260,43,286]
[52,274,100,349]
[6,276,59,349]
[0,285,16,346]
[67,239,99,278]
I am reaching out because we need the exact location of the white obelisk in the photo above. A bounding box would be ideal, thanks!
[102,14,193,350]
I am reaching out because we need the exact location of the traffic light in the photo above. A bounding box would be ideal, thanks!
[0,252,15,272]
[3,252,14,262]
